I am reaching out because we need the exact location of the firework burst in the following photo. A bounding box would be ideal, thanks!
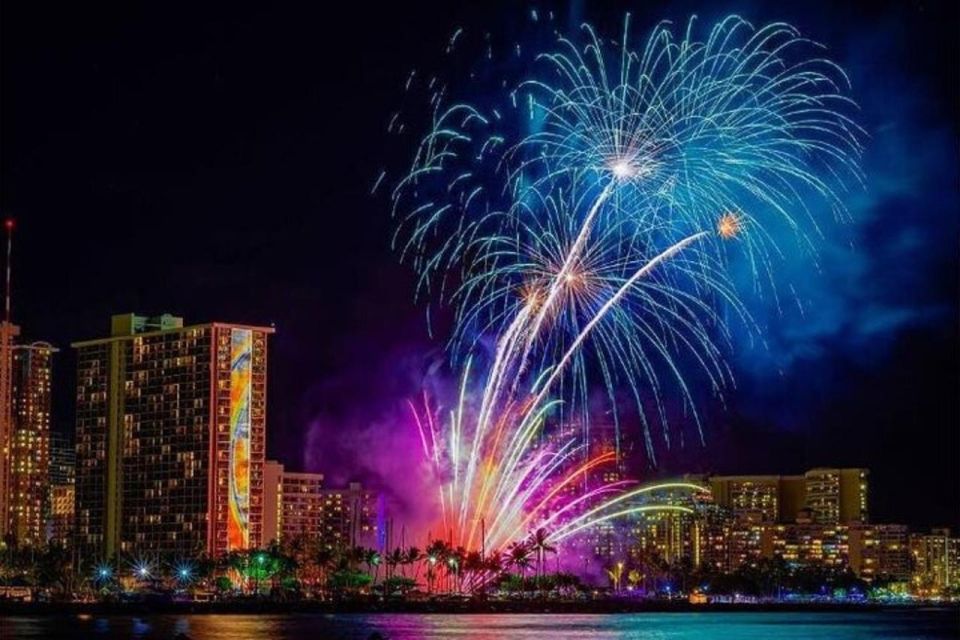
[386,13,861,568]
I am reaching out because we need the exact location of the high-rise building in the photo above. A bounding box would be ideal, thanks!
[73,313,273,560]
[320,481,378,550]
[48,485,74,548]
[262,460,327,545]
[848,523,911,582]
[0,320,19,545]
[50,432,75,486]
[3,341,55,547]
[0,221,57,549]
[697,504,736,573]
[47,432,75,547]
[910,528,960,595]
[278,470,326,543]
[804,468,868,524]
[262,460,377,550]
[708,475,804,524]
[708,469,868,526]
[262,460,285,545]
[761,522,850,569]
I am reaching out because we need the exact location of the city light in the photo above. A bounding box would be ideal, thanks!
[134,561,152,580]
[176,563,194,583]
[95,565,112,582]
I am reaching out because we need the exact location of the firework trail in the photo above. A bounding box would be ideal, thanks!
[387,14,861,565]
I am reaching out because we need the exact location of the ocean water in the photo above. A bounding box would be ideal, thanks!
[2,610,958,639]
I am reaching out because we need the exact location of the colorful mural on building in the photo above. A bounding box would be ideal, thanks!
[227,328,252,549]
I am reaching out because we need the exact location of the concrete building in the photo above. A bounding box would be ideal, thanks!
[707,475,805,524]
[3,341,56,547]
[262,460,284,545]
[761,522,850,569]
[707,468,868,526]
[73,313,273,559]
[848,523,911,582]
[47,432,75,546]
[262,460,327,545]
[804,468,868,524]
[48,484,75,547]
[262,460,377,551]
[910,528,960,594]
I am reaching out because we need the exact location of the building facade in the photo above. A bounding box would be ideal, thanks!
[73,313,272,560]
[262,460,284,545]
[804,468,868,524]
[262,460,377,551]
[0,337,55,548]
[0,320,18,544]
[910,528,960,595]
[47,432,76,547]
[848,523,911,582]
[761,522,850,569]
[708,468,868,527]
[48,485,75,547]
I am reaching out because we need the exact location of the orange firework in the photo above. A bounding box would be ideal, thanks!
[717,212,742,239]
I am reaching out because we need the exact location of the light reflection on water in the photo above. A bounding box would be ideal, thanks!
[2,611,957,639]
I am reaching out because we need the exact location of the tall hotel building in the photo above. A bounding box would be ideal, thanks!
[708,468,868,525]
[0,335,56,547]
[48,432,76,546]
[73,313,273,560]
[262,460,378,550]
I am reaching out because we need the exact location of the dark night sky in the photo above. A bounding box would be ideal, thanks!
[2,2,957,530]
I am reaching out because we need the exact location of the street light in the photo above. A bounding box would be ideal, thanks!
[96,565,112,582]
[134,561,152,580]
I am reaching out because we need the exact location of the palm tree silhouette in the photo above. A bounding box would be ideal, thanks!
[528,528,556,595]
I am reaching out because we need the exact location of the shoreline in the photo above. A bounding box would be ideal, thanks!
[2,600,955,616]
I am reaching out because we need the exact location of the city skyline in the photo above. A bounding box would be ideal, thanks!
[1,0,957,540]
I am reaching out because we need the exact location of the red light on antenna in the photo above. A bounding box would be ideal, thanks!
[4,219,13,231]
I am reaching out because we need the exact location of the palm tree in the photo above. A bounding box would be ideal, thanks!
[404,546,422,582]
[484,551,503,578]
[527,528,556,592]
[424,539,451,593]
[385,548,404,583]
[362,548,381,586]
[448,546,466,593]
[462,551,484,593]
[507,541,532,595]
[312,547,334,598]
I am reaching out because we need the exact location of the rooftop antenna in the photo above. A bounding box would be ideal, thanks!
[3,219,12,324]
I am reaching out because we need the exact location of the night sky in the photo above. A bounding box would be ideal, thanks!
[2,1,957,530]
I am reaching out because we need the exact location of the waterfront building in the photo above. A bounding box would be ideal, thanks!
[707,468,868,526]
[848,523,911,582]
[263,460,377,550]
[0,318,17,544]
[50,432,75,486]
[910,528,960,594]
[761,521,850,569]
[804,468,868,524]
[707,474,805,524]
[2,341,56,547]
[48,484,75,547]
[317,481,378,550]
[73,313,273,559]
[47,432,76,546]
[262,459,284,545]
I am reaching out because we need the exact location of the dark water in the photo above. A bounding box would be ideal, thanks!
[2,610,958,639]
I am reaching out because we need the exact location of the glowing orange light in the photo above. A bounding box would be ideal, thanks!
[717,212,742,239]
[519,280,545,310]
